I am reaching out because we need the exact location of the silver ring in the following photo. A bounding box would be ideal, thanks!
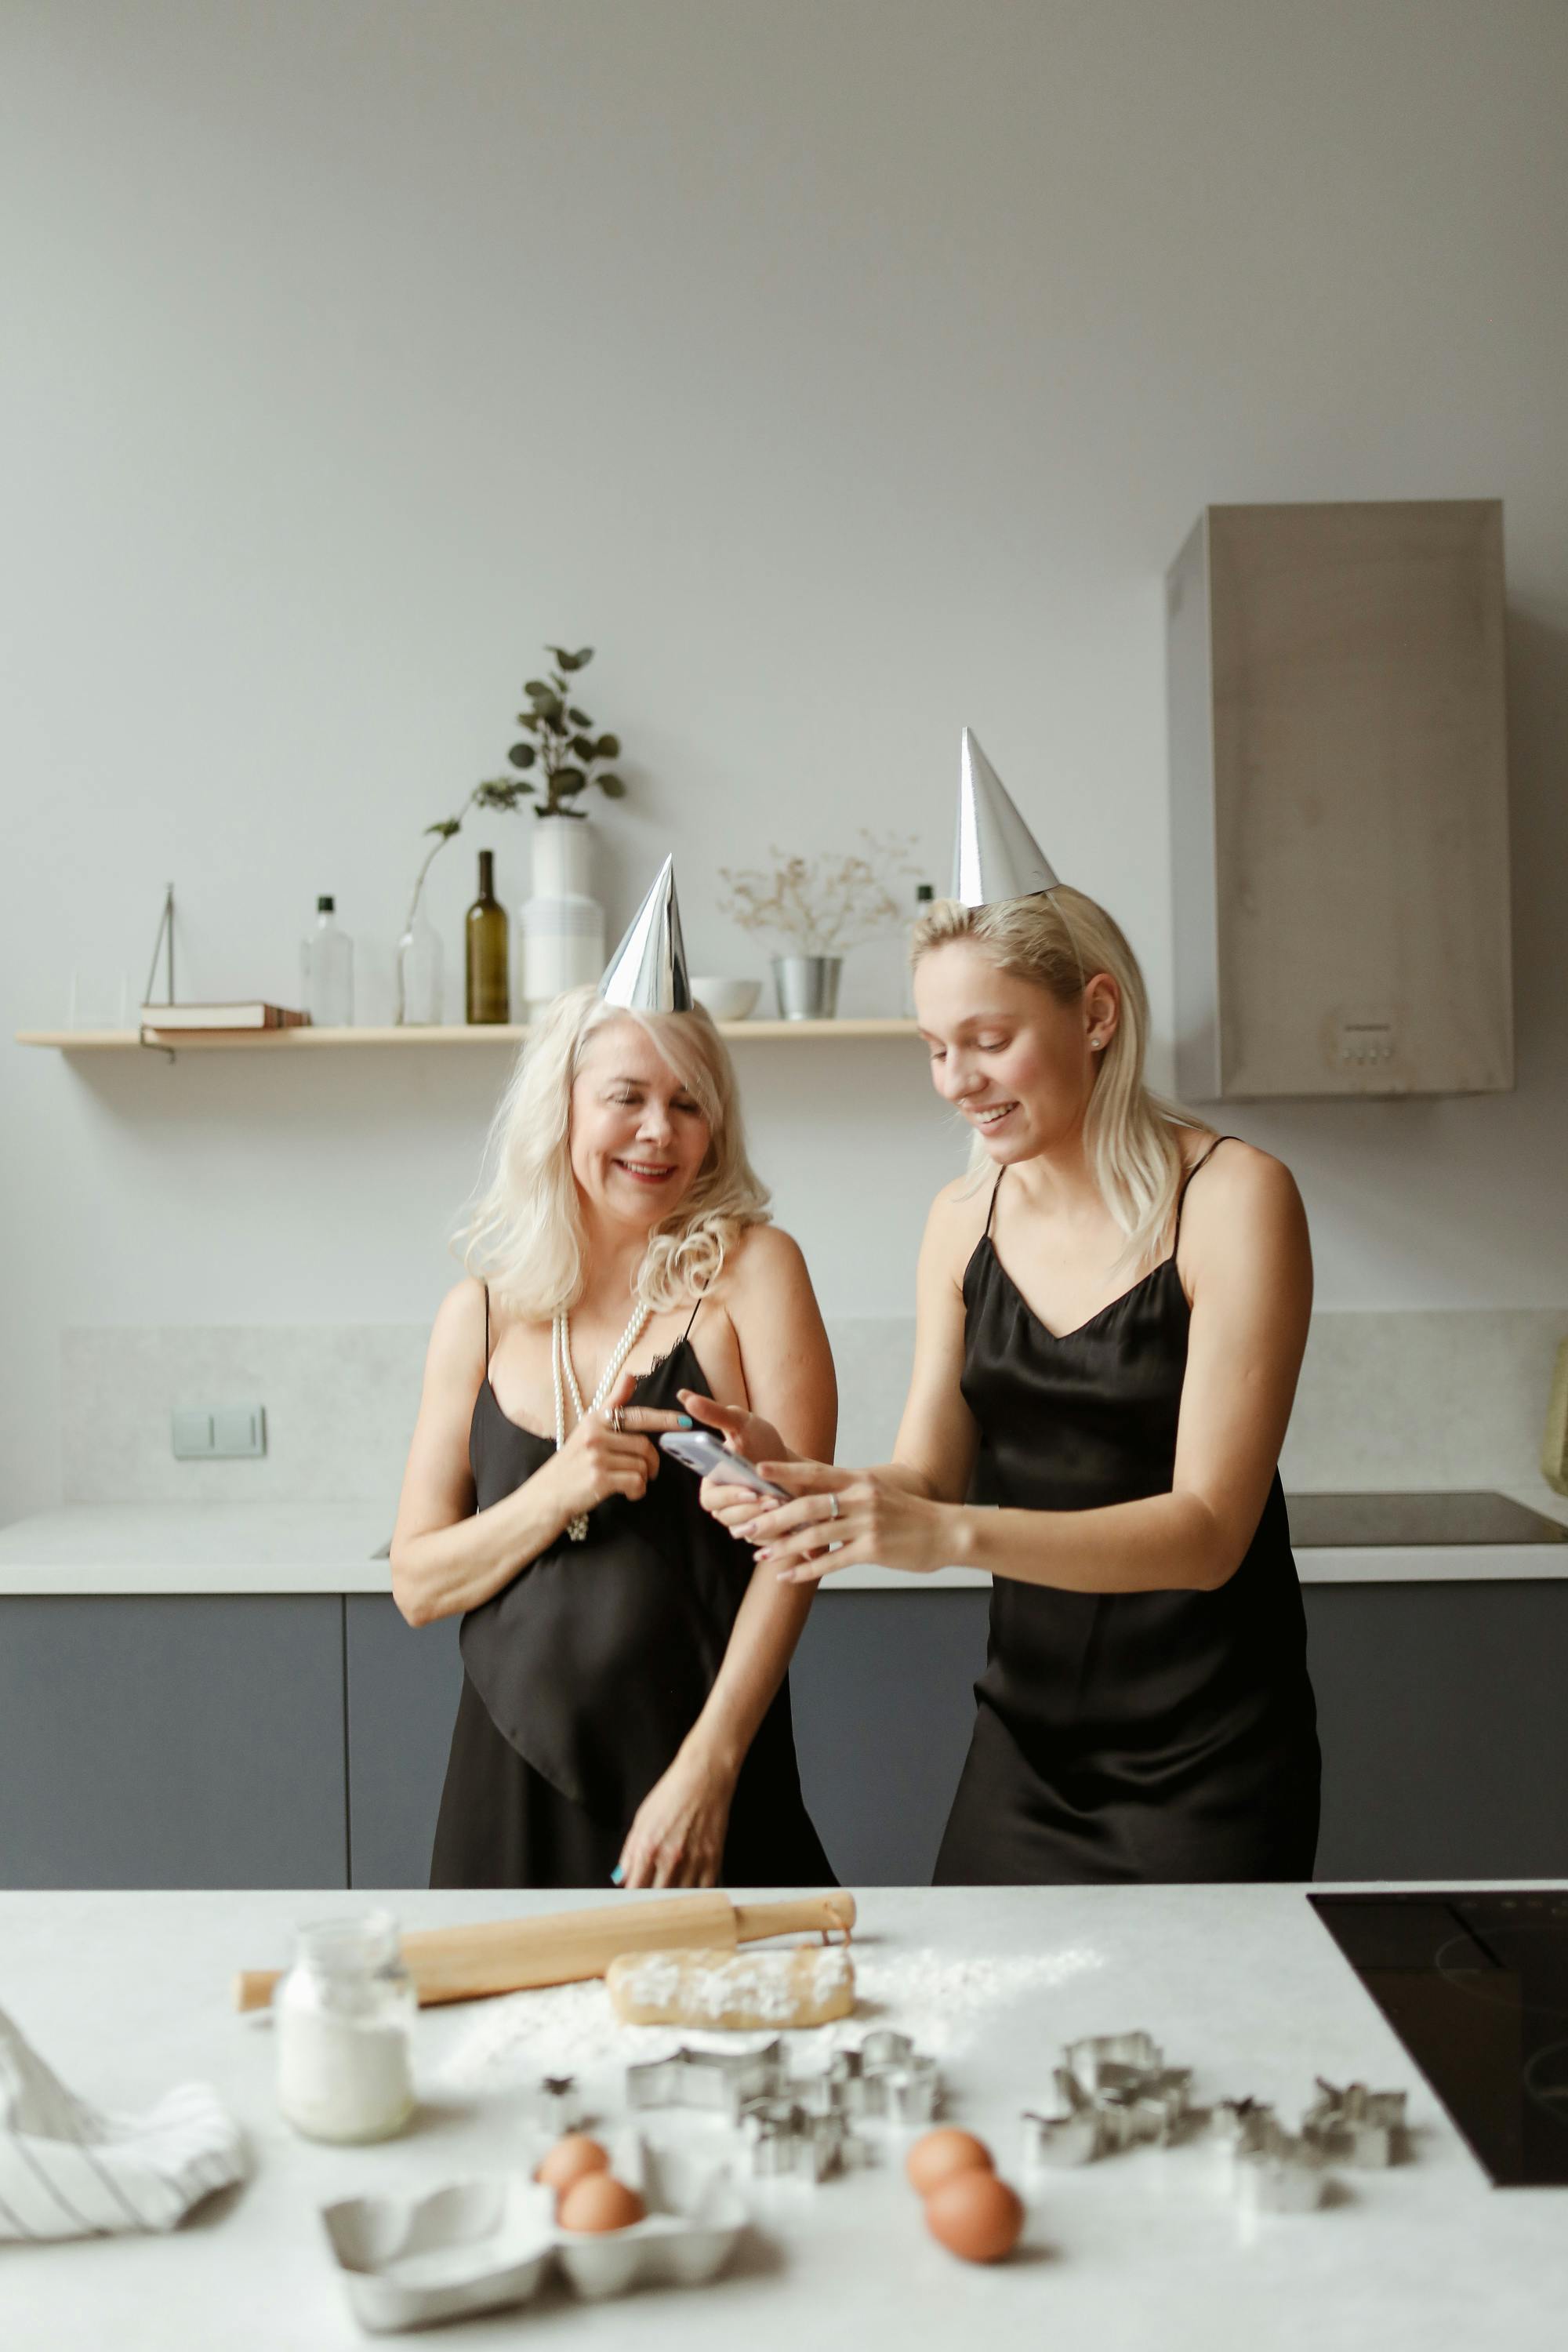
[610,1407,624,1435]
[827,1493,840,1521]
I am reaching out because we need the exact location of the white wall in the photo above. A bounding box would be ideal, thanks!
[4,0,1567,1519]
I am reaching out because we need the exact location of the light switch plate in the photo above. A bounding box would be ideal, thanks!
[172,1410,214,1458]
[171,1405,267,1459]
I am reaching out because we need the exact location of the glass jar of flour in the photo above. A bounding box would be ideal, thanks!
[275,1911,416,2143]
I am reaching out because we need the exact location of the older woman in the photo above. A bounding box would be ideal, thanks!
[694,743,1319,1886]
[390,862,835,1891]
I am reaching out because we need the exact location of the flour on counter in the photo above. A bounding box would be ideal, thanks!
[437,1943,1103,2092]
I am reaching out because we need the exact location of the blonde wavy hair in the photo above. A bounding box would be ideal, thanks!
[453,985,771,1320]
[912,887,1200,1271]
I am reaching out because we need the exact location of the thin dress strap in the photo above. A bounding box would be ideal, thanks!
[681,1289,704,1342]
[1172,1134,1235,1247]
[985,1167,1004,1236]
[482,1281,491,1364]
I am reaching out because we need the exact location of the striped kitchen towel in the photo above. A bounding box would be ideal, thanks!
[0,2001,246,2239]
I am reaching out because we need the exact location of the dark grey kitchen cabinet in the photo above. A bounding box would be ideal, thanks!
[789,1592,989,1886]
[0,1595,347,1888]
[5,1581,1567,1891]
[339,1591,992,1891]
[1303,1583,1568,1881]
[344,1599,463,1888]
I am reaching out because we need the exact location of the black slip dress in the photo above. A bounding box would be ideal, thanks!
[933,1138,1320,1886]
[429,1288,835,1890]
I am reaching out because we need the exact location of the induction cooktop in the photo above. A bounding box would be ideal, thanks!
[1311,1889,1568,2185]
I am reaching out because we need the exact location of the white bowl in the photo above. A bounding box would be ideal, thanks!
[690,976,761,1022]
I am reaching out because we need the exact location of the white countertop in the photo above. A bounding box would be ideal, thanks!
[2,1493,1567,1596]
[1,1882,1564,2352]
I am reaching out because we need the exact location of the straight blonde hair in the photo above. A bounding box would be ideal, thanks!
[912,887,1200,1271]
[453,985,771,1319]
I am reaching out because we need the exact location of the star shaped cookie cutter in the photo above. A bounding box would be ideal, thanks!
[626,2038,789,2122]
[1301,2078,1408,2167]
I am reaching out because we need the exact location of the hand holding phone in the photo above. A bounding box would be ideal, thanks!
[659,1428,792,1501]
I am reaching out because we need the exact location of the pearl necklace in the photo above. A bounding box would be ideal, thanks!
[552,1302,652,1541]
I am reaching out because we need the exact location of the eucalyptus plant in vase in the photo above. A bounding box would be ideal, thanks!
[396,645,627,1022]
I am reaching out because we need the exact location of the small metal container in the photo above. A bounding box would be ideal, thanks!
[771,954,843,1020]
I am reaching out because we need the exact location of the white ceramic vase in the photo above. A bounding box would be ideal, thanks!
[520,814,606,1015]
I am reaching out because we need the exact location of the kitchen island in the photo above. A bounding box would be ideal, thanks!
[0,1882,1563,2352]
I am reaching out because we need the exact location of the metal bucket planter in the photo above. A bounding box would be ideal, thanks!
[771,955,843,1020]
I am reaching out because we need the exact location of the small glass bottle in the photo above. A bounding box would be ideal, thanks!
[274,1911,416,2143]
[902,882,935,1018]
[302,895,354,1028]
[465,849,510,1024]
[395,906,444,1025]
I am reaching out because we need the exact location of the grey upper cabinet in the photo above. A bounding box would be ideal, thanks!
[1166,500,1513,1100]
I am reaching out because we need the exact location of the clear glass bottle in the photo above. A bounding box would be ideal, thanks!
[302,895,354,1028]
[465,850,510,1024]
[274,1911,416,2143]
[902,882,935,1017]
[395,906,444,1025]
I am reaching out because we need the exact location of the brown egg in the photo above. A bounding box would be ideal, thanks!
[535,2134,611,2195]
[924,2169,1024,2264]
[557,2172,648,2234]
[904,2128,994,2198]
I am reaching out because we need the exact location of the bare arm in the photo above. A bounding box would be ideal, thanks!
[753,1149,1312,1596]
[388,1279,665,1628]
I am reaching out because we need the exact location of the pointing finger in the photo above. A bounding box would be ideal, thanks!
[679,1389,745,1436]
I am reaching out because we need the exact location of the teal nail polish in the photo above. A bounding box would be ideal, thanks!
[676,1414,695,1428]
[610,1864,625,1886]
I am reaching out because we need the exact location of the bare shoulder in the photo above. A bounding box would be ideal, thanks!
[1187,1134,1302,1210]
[427,1275,489,1373]
[720,1220,812,1299]
[1180,1136,1308,1265]
[921,1172,993,1287]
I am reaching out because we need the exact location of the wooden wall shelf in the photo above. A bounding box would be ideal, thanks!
[16,1020,921,1052]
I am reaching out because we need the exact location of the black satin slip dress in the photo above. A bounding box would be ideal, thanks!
[933,1138,1320,1887]
[429,1289,835,1890]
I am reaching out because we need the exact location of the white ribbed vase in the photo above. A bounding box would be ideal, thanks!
[520,814,606,1015]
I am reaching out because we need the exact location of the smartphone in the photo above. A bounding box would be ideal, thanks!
[659,1428,793,1501]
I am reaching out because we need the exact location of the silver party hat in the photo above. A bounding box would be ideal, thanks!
[952,728,1061,907]
[599,855,693,1012]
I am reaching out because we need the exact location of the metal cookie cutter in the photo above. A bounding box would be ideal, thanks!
[740,2096,855,2183]
[822,2031,941,2127]
[1301,2078,1409,2168]
[1229,2113,1329,2214]
[1022,2033,1200,2166]
[626,2038,789,2122]
[1209,2096,1278,2155]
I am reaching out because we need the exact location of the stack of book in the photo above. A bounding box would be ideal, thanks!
[139,1004,310,1033]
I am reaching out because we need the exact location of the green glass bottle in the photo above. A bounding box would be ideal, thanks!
[465,850,510,1025]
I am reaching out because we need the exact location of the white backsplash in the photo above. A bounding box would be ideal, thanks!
[59,1310,1568,1510]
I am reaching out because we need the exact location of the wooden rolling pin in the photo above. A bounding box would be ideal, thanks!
[233,1889,855,2013]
